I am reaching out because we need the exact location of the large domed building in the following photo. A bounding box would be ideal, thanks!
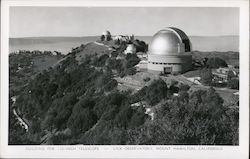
[147,27,192,74]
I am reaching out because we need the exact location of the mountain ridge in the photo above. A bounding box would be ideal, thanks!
[9,35,239,53]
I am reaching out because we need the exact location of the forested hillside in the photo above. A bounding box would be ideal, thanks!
[9,45,238,145]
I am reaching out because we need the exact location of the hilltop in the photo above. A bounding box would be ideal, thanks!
[9,37,239,145]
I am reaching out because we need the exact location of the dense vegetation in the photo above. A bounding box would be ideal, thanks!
[189,54,239,90]
[192,51,239,67]
[10,53,144,144]
[206,57,228,68]
[9,48,239,145]
[9,50,63,96]
[127,86,238,145]
[9,50,63,144]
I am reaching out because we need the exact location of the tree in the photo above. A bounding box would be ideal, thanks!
[143,77,150,82]
[206,57,228,68]
[116,41,127,54]
[200,68,213,86]
[114,104,134,128]
[133,39,148,52]
[93,54,109,67]
[129,107,147,128]
[227,70,237,80]
[100,35,105,41]
[104,79,118,91]
[67,107,97,135]
[124,67,136,76]
[143,87,237,145]
[144,79,170,105]
[169,85,179,94]
[203,57,208,67]
[178,91,189,103]
[179,83,190,91]
[107,36,112,41]
[114,39,121,45]
[125,53,140,68]
[169,80,179,94]
[96,70,112,89]
[170,80,178,86]
[111,51,118,57]
[227,78,239,90]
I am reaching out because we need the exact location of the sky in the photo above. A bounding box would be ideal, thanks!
[9,7,239,37]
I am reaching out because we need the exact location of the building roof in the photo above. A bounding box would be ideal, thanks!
[169,27,191,52]
[149,27,191,55]
[125,44,137,54]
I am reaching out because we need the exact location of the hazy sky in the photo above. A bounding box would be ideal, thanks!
[10,7,239,37]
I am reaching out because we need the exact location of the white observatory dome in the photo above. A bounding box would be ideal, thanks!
[149,27,191,55]
[147,27,192,74]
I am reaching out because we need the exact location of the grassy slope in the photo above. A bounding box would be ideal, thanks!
[33,55,62,72]
[75,42,112,62]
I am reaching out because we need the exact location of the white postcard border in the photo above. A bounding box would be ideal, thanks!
[1,0,249,158]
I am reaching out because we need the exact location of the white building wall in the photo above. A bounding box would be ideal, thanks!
[148,62,183,73]
[147,54,192,74]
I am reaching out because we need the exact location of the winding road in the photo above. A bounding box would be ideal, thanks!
[11,96,29,132]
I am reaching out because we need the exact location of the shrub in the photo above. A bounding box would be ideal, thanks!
[170,80,178,86]
[206,57,228,68]
[100,35,105,41]
[93,54,109,67]
[227,78,239,90]
[143,77,151,82]
[125,53,140,68]
[169,85,179,94]
[144,79,170,105]
[111,51,118,57]
[200,68,213,86]
[227,70,237,80]
[114,39,121,45]
[132,39,148,52]
[124,67,136,76]
[104,79,118,91]
[106,35,112,41]
[179,83,190,91]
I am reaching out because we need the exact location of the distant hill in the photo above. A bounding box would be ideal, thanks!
[9,35,239,54]
[10,38,52,45]
[137,35,239,52]
[191,50,239,66]
[9,36,98,54]
[9,36,98,45]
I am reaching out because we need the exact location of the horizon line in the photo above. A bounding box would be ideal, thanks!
[9,34,240,38]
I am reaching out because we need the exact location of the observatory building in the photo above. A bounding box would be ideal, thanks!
[147,27,192,74]
[124,44,137,54]
[102,30,112,41]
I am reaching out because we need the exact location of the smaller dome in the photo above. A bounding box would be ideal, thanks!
[124,44,137,54]
[102,30,111,36]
